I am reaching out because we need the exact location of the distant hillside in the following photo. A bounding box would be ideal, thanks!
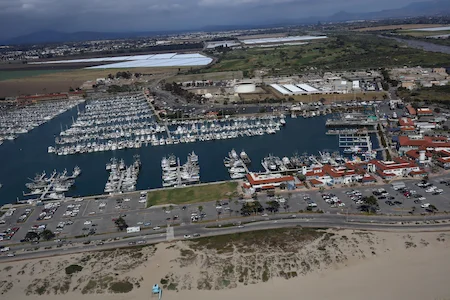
[2,0,450,45]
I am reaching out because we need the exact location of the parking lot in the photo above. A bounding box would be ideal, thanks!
[2,177,450,247]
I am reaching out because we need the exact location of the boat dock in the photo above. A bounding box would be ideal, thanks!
[326,129,376,135]
[161,152,200,187]
[104,156,141,194]
[22,166,81,201]
[224,149,250,179]
[326,119,378,128]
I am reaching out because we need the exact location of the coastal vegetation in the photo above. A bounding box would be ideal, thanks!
[202,33,450,76]
[397,84,450,103]
[146,181,238,207]
[65,264,83,275]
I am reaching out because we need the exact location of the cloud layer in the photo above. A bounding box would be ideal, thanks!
[0,0,422,39]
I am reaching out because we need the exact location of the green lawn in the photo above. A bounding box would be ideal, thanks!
[146,182,239,207]
[0,70,68,81]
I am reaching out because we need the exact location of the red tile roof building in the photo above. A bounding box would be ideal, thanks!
[245,173,295,190]
[368,158,424,178]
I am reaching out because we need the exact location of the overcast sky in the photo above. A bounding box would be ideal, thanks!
[0,0,426,39]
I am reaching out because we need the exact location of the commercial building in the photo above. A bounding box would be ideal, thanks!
[367,158,424,179]
[244,172,296,190]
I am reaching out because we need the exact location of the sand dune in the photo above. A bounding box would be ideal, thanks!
[2,229,450,300]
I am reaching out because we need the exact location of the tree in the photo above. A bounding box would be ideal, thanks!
[241,201,263,216]
[266,200,280,214]
[198,205,203,214]
[24,231,39,241]
[40,229,55,241]
[168,205,174,212]
[114,217,128,231]
[297,174,306,182]
[359,196,379,213]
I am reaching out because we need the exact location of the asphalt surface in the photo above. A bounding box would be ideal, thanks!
[2,169,450,262]
[2,214,450,263]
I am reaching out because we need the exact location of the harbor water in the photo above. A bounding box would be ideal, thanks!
[0,105,377,206]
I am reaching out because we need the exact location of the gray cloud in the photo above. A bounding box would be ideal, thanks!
[0,0,426,40]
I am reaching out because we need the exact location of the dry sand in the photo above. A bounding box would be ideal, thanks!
[1,228,450,300]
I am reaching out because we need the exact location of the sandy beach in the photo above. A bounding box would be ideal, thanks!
[2,228,450,300]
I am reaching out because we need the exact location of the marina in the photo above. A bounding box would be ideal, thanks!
[21,166,81,202]
[50,93,287,155]
[223,149,250,179]
[161,152,200,187]
[0,99,84,143]
[0,99,380,205]
[104,156,141,194]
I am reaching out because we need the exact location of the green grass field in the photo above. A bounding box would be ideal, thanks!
[146,182,239,207]
[0,70,68,81]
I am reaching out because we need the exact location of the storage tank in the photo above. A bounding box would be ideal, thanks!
[234,82,256,93]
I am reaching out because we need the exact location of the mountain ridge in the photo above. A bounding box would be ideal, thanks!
[2,0,450,45]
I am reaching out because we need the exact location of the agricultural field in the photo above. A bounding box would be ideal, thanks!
[353,24,449,31]
[0,66,183,98]
[0,70,68,81]
[146,181,239,207]
[397,30,450,37]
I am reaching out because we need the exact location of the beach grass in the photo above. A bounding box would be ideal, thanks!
[146,181,238,207]
[189,227,324,253]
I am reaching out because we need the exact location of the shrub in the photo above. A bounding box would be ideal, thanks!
[109,281,133,293]
[65,264,83,275]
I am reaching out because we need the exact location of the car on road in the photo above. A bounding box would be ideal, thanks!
[124,198,130,202]
[193,233,201,237]
[137,222,144,225]
[237,225,245,228]
[128,241,136,245]
[7,253,15,257]
[88,212,96,215]
[153,226,161,230]
[137,240,146,244]
[183,235,191,239]
[182,206,187,210]
[261,213,269,217]
[84,221,92,225]
[144,222,151,226]
[96,242,104,246]
[82,241,91,245]
[421,203,431,208]
[138,199,146,203]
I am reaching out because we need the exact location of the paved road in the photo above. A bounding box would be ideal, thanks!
[2,212,450,263]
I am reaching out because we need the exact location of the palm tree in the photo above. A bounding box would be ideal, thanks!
[162,206,167,213]
[168,205,174,212]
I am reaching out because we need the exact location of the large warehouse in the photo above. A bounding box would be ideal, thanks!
[270,83,321,95]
